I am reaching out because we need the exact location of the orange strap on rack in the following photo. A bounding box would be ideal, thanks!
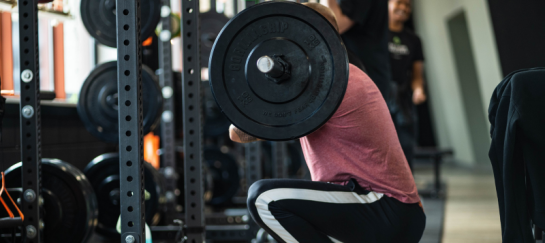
[144,132,160,169]
[0,173,24,221]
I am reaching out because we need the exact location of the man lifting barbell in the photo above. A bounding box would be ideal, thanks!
[222,3,425,243]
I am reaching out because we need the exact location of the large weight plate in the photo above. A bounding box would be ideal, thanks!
[3,159,98,243]
[209,2,349,141]
[204,146,240,206]
[78,61,163,143]
[200,11,230,68]
[84,153,165,239]
[80,0,161,47]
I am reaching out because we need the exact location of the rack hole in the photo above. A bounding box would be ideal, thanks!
[126,116,132,121]
[187,32,192,37]
[26,133,31,138]
[123,9,129,15]
[24,49,29,54]
[126,131,131,136]
[126,146,132,151]
[191,203,196,208]
[23,1,27,5]
[26,145,31,150]
[128,206,133,212]
[190,178,195,183]
[24,25,28,29]
[127,191,133,197]
[190,190,195,195]
[127,161,132,167]
[188,93,193,98]
[24,61,29,66]
[24,37,28,42]
[125,85,131,91]
[187,56,192,62]
[26,121,31,126]
[125,100,131,106]
[124,25,129,30]
[190,166,195,171]
[188,105,193,110]
[186,20,191,25]
[128,221,134,227]
[25,97,30,101]
[188,81,193,86]
[25,85,29,90]
[127,176,133,182]
[124,40,130,46]
[23,13,28,17]
[124,55,130,61]
[186,8,193,13]
[27,169,32,173]
[125,70,130,76]
[189,129,194,135]
[189,117,194,123]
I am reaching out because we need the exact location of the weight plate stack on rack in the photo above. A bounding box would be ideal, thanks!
[80,0,161,47]
[77,61,163,143]
[84,153,166,239]
[3,159,98,243]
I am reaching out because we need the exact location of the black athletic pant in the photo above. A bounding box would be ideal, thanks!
[247,179,425,243]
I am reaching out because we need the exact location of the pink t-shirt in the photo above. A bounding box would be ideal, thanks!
[299,64,420,204]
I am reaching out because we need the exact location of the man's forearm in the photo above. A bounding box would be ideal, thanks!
[411,77,424,91]
[229,124,261,143]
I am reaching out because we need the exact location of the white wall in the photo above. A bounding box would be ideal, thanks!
[413,0,502,165]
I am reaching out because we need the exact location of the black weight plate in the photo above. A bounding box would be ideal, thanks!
[4,159,98,243]
[204,146,240,206]
[202,81,230,138]
[80,0,161,47]
[209,2,349,141]
[78,61,163,143]
[84,153,165,239]
[200,11,230,68]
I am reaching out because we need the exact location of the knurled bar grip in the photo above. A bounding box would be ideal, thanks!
[18,0,42,240]
[117,0,146,240]
[181,0,205,241]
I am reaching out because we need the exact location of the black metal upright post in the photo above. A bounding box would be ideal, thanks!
[181,0,205,241]
[245,143,262,190]
[116,0,146,240]
[18,0,41,240]
[157,0,179,223]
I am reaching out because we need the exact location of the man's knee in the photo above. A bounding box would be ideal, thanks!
[247,179,274,206]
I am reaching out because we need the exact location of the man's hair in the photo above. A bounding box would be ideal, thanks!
[302,2,339,32]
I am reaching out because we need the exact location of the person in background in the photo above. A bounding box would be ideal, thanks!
[326,0,392,101]
[388,0,426,171]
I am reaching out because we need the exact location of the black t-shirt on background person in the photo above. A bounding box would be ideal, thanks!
[389,29,424,88]
[339,0,392,100]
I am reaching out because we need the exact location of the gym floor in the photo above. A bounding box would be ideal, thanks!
[414,163,501,243]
